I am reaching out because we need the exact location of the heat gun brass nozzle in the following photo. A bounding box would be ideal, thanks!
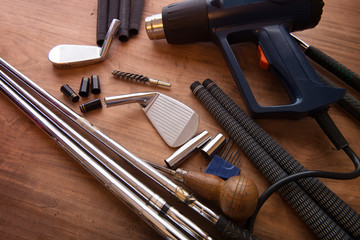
[145,14,166,40]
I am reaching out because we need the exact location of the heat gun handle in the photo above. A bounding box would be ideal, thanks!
[216,25,345,118]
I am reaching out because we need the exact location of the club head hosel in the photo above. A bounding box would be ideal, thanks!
[100,19,121,58]
[104,92,158,108]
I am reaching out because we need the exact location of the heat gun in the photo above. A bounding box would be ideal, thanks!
[145,0,346,118]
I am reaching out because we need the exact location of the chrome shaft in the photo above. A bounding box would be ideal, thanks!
[0,72,188,240]
[0,58,220,225]
[0,63,212,240]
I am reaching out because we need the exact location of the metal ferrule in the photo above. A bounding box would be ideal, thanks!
[174,186,219,225]
[174,168,188,183]
[165,130,211,169]
[201,133,226,159]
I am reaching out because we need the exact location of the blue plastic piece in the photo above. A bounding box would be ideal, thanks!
[205,155,241,180]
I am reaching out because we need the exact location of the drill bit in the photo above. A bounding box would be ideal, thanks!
[112,70,171,87]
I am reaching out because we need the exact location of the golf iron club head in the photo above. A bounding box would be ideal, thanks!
[48,19,120,68]
[104,92,199,147]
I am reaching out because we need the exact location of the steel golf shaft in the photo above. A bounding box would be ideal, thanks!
[0,73,189,240]
[0,70,211,240]
[0,58,257,240]
[0,58,218,223]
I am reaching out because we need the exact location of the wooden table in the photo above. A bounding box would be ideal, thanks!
[0,0,359,239]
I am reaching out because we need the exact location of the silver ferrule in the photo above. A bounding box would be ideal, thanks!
[200,133,226,159]
[174,168,188,183]
[165,130,211,169]
[174,186,219,225]
[145,14,166,40]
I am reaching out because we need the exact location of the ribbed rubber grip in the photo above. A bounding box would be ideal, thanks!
[202,78,360,238]
[306,46,360,92]
[191,81,352,240]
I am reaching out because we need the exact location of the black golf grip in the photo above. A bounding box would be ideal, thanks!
[215,215,260,240]
[202,78,360,238]
[96,0,109,46]
[129,0,144,35]
[190,81,351,240]
[108,0,120,28]
[305,45,360,92]
[118,0,131,41]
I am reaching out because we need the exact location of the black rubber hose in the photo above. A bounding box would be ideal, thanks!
[202,79,360,239]
[191,81,351,240]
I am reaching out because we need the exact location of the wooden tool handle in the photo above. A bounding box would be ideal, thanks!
[219,175,259,220]
[183,171,224,201]
[182,171,258,220]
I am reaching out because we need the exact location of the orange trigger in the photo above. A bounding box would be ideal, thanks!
[257,45,270,70]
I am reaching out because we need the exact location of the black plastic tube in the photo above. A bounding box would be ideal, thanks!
[202,79,360,238]
[191,81,351,240]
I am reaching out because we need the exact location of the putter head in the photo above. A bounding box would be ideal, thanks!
[104,92,199,147]
[48,19,120,68]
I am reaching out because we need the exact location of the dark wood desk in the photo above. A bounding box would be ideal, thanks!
[0,0,359,239]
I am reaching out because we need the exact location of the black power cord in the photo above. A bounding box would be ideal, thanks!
[247,108,360,232]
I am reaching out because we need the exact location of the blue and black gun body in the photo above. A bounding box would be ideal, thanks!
[160,0,345,118]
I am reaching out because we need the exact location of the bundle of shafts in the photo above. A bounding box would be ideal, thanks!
[0,57,262,240]
[191,79,360,240]
[97,0,144,44]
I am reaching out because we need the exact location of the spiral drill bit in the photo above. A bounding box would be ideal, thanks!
[112,70,171,87]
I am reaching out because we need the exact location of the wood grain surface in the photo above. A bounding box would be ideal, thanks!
[0,0,359,239]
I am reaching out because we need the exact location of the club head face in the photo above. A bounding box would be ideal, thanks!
[143,93,199,147]
[48,44,102,68]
